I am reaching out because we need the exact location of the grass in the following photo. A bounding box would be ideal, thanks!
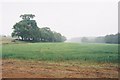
[2,42,118,63]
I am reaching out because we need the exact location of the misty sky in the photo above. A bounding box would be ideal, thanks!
[0,0,119,39]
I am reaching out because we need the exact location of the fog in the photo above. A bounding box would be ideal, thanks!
[0,0,118,39]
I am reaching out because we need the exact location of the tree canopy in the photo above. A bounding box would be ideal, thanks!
[12,14,66,42]
[104,33,119,44]
[81,33,120,44]
[20,14,35,20]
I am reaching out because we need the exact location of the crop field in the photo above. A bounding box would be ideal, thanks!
[1,42,119,78]
[2,43,118,63]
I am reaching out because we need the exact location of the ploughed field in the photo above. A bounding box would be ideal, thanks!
[1,43,119,78]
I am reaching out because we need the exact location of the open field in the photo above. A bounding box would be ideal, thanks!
[1,42,119,78]
[0,36,13,44]
[2,43,118,63]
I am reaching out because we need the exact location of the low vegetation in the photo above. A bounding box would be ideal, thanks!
[2,43,118,63]
[2,38,118,78]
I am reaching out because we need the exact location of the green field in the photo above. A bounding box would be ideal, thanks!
[2,43,118,63]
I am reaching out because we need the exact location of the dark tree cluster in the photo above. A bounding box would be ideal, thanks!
[104,33,120,44]
[12,14,66,42]
[81,33,120,44]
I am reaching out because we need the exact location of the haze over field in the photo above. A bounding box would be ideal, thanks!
[0,0,118,39]
[1,0,119,78]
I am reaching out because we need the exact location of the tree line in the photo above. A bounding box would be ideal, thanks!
[81,33,120,44]
[12,14,66,42]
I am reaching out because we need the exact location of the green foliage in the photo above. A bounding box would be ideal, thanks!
[95,37,105,43]
[2,43,118,63]
[12,14,66,42]
[81,33,120,44]
[20,14,35,20]
[105,33,119,44]
[12,19,39,41]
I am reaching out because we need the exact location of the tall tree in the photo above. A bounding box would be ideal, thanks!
[12,14,66,42]
[12,14,38,41]
[20,14,35,20]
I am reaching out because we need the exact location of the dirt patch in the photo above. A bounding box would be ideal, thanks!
[2,59,118,78]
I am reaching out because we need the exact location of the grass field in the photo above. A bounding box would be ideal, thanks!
[1,42,119,78]
[2,43,118,63]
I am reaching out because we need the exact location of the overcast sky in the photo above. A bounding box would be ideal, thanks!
[0,0,119,39]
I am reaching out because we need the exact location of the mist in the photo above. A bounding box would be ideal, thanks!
[1,0,118,39]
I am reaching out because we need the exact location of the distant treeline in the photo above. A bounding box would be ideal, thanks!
[81,33,120,44]
[12,14,66,42]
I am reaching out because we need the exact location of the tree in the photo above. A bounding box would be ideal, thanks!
[12,14,39,41]
[104,33,120,44]
[81,37,88,43]
[61,36,66,42]
[95,37,105,43]
[20,14,35,20]
[12,14,66,42]
[40,27,52,42]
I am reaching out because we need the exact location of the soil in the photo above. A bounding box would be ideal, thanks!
[2,59,118,78]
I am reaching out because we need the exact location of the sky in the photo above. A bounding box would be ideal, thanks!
[0,0,119,39]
